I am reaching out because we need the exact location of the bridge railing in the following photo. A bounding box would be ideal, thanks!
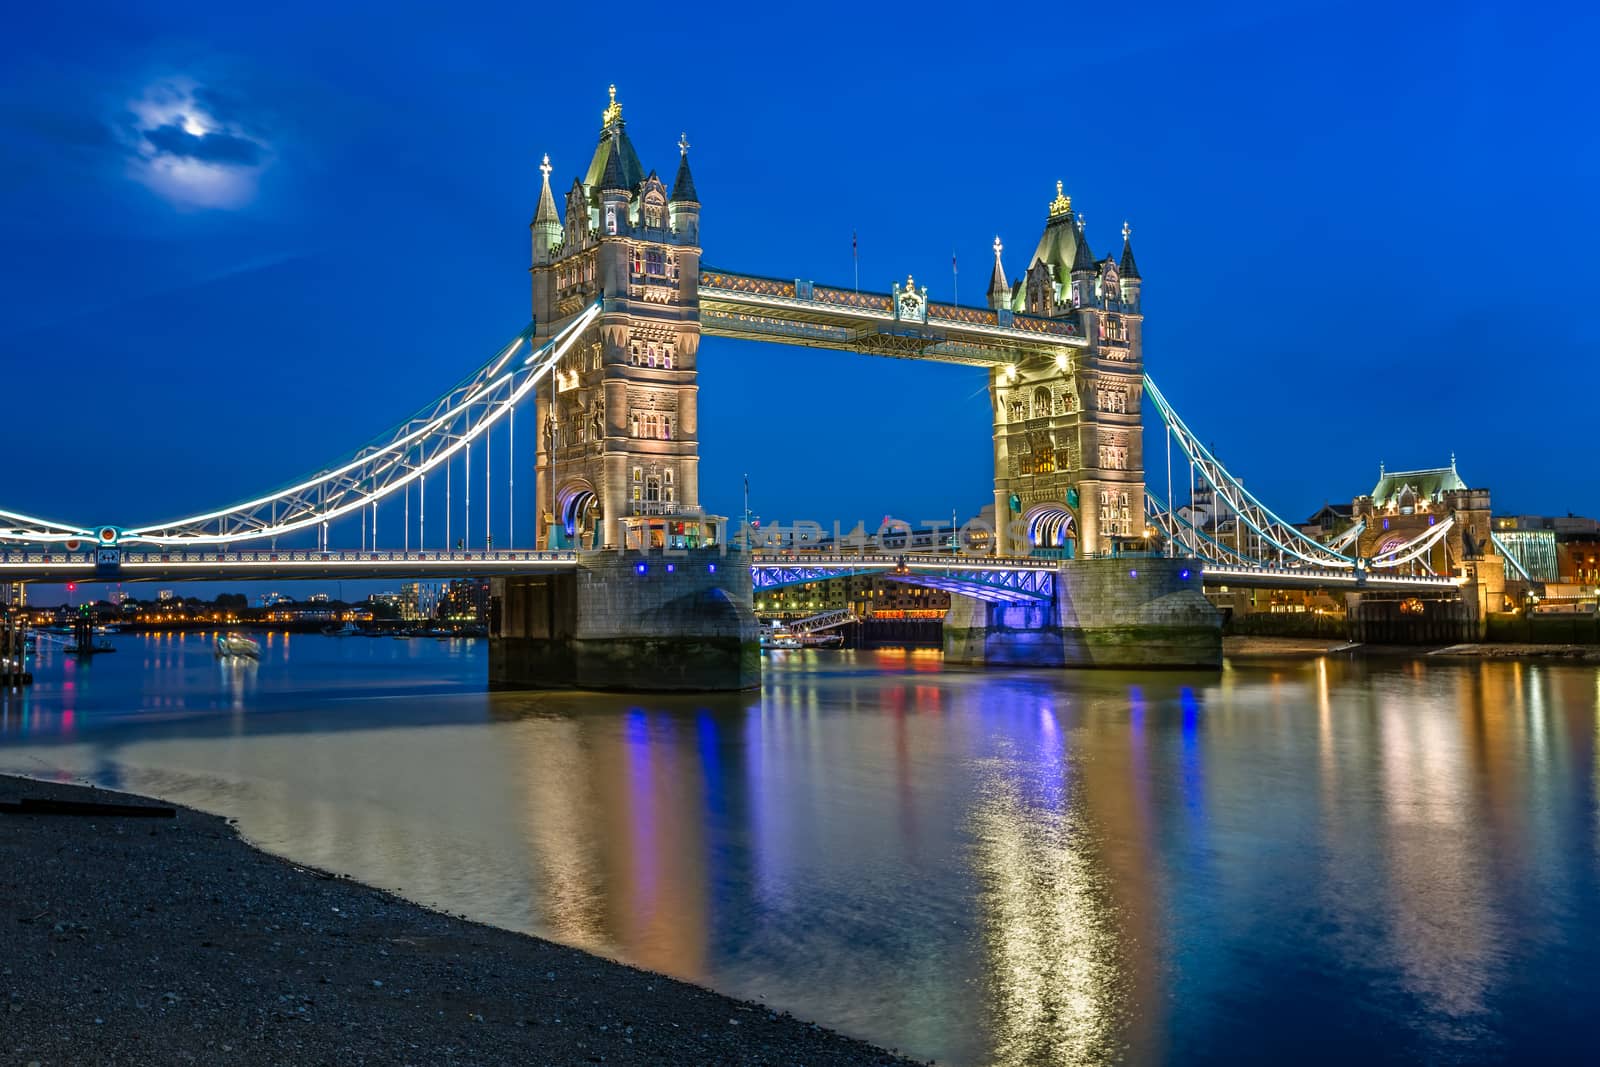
[0,549,578,566]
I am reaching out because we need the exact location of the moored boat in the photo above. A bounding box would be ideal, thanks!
[215,633,262,659]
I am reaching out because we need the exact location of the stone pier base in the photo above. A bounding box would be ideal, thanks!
[944,597,1065,667]
[1057,556,1221,668]
[490,548,760,691]
[944,556,1222,670]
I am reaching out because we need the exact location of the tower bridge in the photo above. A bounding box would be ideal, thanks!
[0,87,1496,687]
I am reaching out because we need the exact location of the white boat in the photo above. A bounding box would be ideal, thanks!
[215,633,262,660]
[759,625,803,650]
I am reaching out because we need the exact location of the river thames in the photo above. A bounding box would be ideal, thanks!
[2,634,1597,1064]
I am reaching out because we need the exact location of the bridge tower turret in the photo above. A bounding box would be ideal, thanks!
[989,182,1145,556]
[531,154,562,267]
[986,236,1009,311]
[530,86,705,553]
[1118,221,1142,310]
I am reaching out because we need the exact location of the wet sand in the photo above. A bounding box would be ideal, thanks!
[0,773,920,1066]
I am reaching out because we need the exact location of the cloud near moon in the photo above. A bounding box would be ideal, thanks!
[125,78,273,209]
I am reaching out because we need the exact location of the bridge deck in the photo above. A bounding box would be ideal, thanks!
[0,548,1463,592]
[698,269,1089,367]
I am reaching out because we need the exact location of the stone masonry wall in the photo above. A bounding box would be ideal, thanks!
[1056,556,1221,668]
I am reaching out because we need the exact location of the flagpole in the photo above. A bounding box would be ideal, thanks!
[852,230,859,293]
[953,249,959,307]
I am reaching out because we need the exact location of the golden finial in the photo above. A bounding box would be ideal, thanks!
[1049,180,1072,218]
[602,84,623,128]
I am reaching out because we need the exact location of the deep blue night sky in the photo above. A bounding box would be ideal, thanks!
[2,1,1595,598]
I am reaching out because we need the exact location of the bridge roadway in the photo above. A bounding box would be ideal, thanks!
[0,548,1465,594]
[697,269,1089,367]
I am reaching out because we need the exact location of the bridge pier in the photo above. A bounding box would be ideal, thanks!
[489,547,760,691]
[944,598,1065,667]
[945,556,1221,669]
[1058,556,1221,668]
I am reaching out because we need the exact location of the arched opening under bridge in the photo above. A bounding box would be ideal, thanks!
[1024,503,1077,559]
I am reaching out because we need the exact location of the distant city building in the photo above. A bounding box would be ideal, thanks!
[755,574,951,619]
[308,593,330,604]
[1349,458,1491,573]
[157,589,176,602]
[400,581,439,622]
[1558,535,1600,586]
[440,580,490,622]
[1495,514,1600,537]
[0,582,24,608]
[368,591,406,617]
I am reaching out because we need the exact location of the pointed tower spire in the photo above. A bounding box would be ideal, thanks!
[670,131,698,203]
[1071,221,1096,272]
[987,235,1009,310]
[531,152,562,265]
[534,154,559,222]
[598,125,628,192]
[1119,219,1141,279]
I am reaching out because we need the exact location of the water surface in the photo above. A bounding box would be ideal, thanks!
[3,633,1597,1064]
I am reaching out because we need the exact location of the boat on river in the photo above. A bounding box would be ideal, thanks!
[215,633,261,660]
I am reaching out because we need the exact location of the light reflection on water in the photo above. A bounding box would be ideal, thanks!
[4,635,1600,1064]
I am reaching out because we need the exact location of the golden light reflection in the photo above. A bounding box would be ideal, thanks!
[1377,676,1495,1024]
[970,757,1124,1064]
[1316,656,1336,797]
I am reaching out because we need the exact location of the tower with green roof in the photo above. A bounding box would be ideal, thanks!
[529,86,705,552]
[986,183,1146,555]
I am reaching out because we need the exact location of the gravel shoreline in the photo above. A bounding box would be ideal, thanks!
[1,773,922,1066]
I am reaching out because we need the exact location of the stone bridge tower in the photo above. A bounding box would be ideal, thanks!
[987,185,1145,556]
[529,87,703,551]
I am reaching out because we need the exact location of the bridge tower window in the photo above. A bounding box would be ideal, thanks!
[1033,387,1052,419]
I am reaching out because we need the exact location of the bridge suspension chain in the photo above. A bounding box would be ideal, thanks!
[1144,375,1458,575]
[0,302,601,548]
